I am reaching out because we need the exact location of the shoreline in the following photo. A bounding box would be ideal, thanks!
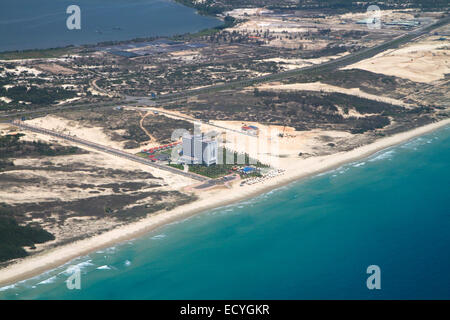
[0,118,449,288]
[0,1,223,56]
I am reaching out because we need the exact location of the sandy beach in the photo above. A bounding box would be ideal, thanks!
[0,118,449,288]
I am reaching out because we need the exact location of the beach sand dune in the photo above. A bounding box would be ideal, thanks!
[0,118,449,288]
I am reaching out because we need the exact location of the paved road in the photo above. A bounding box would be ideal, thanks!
[11,121,209,182]
[150,16,450,102]
[1,16,448,120]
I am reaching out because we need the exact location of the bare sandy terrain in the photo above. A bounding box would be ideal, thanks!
[343,34,450,83]
[35,64,76,75]
[225,8,432,50]
[1,118,448,288]
[261,53,349,70]
[206,119,362,168]
[26,115,132,151]
[0,66,42,77]
[0,96,12,104]
[13,125,194,190]
[338,9,416,22]
[0,6,448,289]
[0,124,196,265]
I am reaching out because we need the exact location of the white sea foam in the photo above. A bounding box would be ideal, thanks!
[60,259,94,275]
[369,150,395,162]
[0,284,17,292]
[96,265,111,270]
[353,162,365,167]
[124,260,131,267]
[317,167,340,177]
[152,234,166,239]
[37,276,57,285]
[75,260,94,269]
[401,135,437,150]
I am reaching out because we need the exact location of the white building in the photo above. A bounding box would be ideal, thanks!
[181,134,218,166]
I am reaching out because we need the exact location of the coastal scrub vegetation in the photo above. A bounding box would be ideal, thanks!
[0,209,55,263]
[172,89,411,134]
[286,69,417,99]
[58,109,194,146]
[0,133,83,160]
[0,159,14,171]
[0,47,73,60]
[0,83,77,107]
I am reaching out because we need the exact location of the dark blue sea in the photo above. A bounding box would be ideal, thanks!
[0,0,220,52]
[1,125,449,299]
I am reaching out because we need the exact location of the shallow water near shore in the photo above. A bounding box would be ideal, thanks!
[0,0,220,52]
[1,125,449,299]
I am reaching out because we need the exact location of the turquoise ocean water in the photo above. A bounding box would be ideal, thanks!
[0,125,449,299]
[0,0,220,52]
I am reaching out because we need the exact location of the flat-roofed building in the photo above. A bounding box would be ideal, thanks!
[181,133,218,166]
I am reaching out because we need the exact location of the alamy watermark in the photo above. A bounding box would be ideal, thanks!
[366,5,381,30]
[169,126,280,167]
[366,265,381,290]
[66,5,81,30]
[66,266,81,290]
